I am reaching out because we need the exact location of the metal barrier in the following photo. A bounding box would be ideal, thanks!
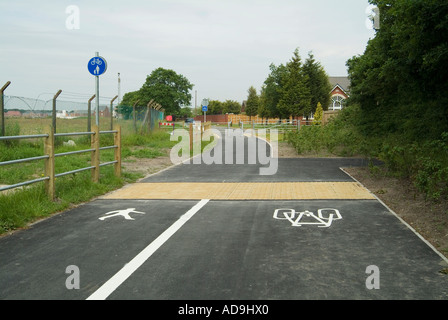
[0,125,121,201]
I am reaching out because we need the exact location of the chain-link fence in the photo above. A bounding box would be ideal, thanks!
[117,103,164,134]
[1,93,122,135]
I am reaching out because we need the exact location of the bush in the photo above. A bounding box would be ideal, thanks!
[413,133,448,200]
[287,105,448,201]
[288,104,373,157]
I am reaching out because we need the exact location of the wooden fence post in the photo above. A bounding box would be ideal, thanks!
[0,81,11,137]
[114,125,121,178]
[91,125,100,183]
[44,126,55,201]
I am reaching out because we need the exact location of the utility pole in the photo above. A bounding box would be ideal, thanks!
[118,72,121,105]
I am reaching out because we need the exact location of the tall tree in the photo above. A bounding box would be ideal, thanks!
[303,52,332,111]
[261,63,288,119]
[245,86,259,120]
[258,89,270,123]
[347,0,448,139]
[139,68,193,116]
[208,100,224,115]
[117,90,141,119]
[278,48,311,119]
[223,100,241,114]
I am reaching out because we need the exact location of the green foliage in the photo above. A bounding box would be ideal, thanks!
[260,49,331,120]
[303,53,332,112]
[1,121,21,147]
[261,63,288,119]
[0,167,130,234]
[0,121,180,235]
[288,105,371,157]
[278,48,311,118]
[379,133,448,200]
[347,0,448,141]
[313,102,323,125]
[196,99,241,116]
[6,121,20,136]
[208,100,225,115]
[245,86,259,119]
[223,100,241,114]
[140,68,193,116]
[340,0,448,200]
[288,104,448,201]
[178,106,193,119]
[117,67,194,117]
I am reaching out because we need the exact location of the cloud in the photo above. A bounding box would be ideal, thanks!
[0,0,374,104]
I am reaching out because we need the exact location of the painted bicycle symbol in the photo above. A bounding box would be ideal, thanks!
[273,208,342,228]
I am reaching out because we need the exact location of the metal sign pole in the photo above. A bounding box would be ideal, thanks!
[202,99,208,124]
[95,52,100,126]
[88,52,107,128]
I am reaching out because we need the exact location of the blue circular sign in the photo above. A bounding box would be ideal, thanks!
[87,56,107,76]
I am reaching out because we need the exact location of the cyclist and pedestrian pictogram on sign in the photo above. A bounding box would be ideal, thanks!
[87,56,107,76]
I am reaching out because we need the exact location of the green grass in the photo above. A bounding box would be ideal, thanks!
[0,167,140,234]
[0,119,191,235]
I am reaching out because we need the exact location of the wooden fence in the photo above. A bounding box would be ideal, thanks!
[0,125,121,201]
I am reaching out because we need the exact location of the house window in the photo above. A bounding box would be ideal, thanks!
[330,96,345,110]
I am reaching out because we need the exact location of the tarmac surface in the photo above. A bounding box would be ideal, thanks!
[0,129,447,300]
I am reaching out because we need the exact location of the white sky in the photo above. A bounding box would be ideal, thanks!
[0,0,375,107]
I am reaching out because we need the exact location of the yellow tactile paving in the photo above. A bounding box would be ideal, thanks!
[101,182,375,200]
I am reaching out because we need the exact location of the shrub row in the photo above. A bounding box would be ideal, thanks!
[288,106,448,201]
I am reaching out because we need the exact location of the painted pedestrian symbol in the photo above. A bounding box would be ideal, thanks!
[273,208,342,228]
[99,208,146,221]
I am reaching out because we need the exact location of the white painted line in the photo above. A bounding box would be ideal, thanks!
[86,199,210,300]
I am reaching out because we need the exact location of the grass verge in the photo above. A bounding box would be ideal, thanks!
[0,121,197,235]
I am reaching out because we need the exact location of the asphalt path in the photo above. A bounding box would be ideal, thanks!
[0,128,447,300]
